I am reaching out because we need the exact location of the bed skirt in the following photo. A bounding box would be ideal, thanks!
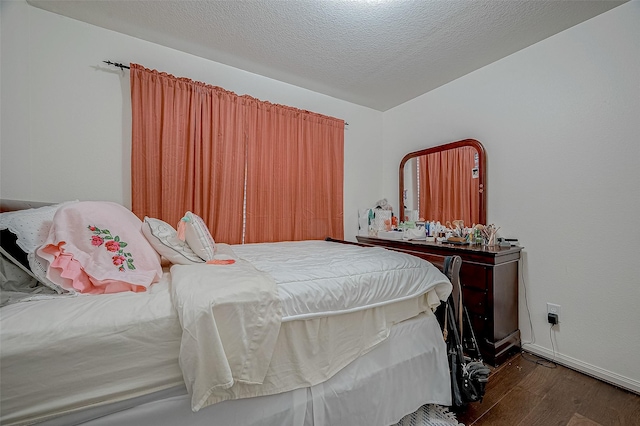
[42,312,451,426]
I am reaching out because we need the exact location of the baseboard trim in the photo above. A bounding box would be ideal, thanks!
[522,343,640,395]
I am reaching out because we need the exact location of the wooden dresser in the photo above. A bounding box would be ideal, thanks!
[356,236,522,366]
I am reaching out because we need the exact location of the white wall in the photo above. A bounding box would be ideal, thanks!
[0,0,384,239]
[382,1,640,392]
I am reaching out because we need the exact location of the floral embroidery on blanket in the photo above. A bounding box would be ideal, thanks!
[88,225,136,272]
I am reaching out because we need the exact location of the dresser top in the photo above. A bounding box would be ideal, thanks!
[356,236,522,263]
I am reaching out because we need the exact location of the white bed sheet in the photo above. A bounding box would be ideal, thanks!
[0,271,184,426]
[51,312,451,426]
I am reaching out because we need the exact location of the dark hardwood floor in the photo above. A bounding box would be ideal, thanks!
[456,352,640,426]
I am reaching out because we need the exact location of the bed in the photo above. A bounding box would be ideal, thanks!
[0,200,457,426]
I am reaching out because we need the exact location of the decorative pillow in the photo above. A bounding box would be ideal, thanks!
[142,217,204,265]
[179,211,215,261]
[37,201,163,294]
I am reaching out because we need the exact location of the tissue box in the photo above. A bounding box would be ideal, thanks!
[377,231,404,240]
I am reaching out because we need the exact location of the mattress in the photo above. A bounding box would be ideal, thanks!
[0,240,451,425]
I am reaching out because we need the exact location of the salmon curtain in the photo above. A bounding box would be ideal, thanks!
[130,64,344,244]
[130,64,245,243]
[244,102,344,243]
[419,146,479,226]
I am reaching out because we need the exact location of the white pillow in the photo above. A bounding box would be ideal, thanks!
[181,211,215,261]
[142,217,203,265]
[0,200,79,253]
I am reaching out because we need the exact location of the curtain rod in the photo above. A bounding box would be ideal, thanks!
[104,60,129,70]
[103,60,348,126]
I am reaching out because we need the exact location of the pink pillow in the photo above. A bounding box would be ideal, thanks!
[37,201,162,294]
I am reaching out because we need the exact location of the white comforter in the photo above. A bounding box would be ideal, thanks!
[169,240,451,412]
[233,240,452,320]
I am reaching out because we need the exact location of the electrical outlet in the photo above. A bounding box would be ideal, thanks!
[547,303,561,322]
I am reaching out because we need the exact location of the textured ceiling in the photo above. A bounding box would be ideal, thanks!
[27,0,626,111]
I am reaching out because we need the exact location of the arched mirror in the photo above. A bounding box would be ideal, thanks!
[399,139,486,226]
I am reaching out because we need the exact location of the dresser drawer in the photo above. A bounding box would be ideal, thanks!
[467,311,488,337]
[460,262,489,291]
[462,287,487,316]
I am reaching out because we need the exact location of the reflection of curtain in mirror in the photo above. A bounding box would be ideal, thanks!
[418,146,480,225]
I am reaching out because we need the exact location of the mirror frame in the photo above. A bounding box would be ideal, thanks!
[399,138,486,225]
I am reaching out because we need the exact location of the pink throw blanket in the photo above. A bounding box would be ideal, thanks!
[38,201,162,294]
